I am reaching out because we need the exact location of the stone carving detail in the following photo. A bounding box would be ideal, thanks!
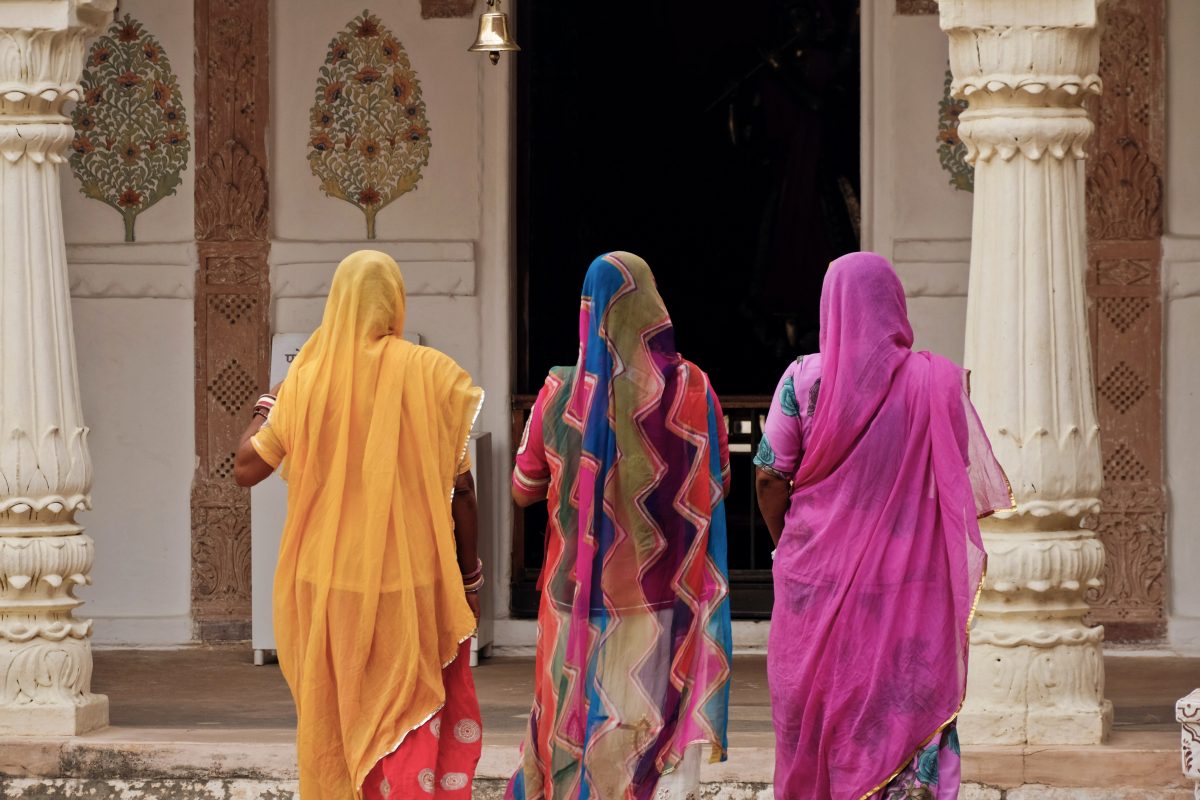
[942,0,1111,745]
[69,14,190,242]
[896,0,939,13]
[1179,690,1200,800]
[1084,0,1166,640]
[0,0,114,735]
[193,0,271,641]
[420,0,475,19]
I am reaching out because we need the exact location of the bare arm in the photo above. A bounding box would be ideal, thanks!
[452,470,481,619]
[512,483,546,508]
[233,382,282,488]
[755,469,790,546]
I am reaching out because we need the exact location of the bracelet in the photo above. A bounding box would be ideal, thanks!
[463,574,485,594]
[461,559,483,583]
[252,408,270,421]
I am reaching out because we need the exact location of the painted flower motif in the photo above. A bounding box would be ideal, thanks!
[378,776,391,798]
[356,16,381,37]
[390,73,412,103]
[780,376,800,417]
[71,13,189,241]
[116,19,141,42]
[324,81,345,104]
[119,140,141,164]
[354,67,382,84]
[310,107,335,129]
[309,12,431,239]
[429,718,441,739]
[151,80,171,108]
[754,435,776,468]
[381,37,402,63]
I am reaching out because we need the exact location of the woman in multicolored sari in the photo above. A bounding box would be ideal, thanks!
[508,252,734,800]
[233,250,486,800]
[754,252,1013,800]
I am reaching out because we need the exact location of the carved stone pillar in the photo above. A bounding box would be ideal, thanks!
[0,0,114,734]
[1179,690,1200,800]
[941,0,1113,745]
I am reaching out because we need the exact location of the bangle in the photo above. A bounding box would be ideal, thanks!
[253,408,270,421]
[461,559,483,583]
[463,574,485,594]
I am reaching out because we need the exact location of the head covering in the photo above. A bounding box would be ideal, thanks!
[768,252,1011,799]
[265,250,483,800]
[511,252,732,800]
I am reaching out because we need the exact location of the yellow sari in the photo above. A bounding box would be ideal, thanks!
[252,250,483,799]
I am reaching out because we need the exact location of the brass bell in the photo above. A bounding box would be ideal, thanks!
[469,0,520,65]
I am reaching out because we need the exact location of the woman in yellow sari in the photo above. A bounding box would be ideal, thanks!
[234,250,486,800]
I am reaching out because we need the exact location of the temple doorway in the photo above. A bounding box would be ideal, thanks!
[511,0,862,617]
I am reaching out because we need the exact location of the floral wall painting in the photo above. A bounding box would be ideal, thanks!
[70,14,190,242]
[937,69,973,193]
[308,11,432,240]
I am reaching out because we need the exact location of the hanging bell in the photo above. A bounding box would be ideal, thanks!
[469,1,520,65]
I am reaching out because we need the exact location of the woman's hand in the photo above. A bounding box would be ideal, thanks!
[465,592,481,621]
[755,468,791,546]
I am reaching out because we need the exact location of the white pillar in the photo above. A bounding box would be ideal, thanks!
[1180,691,1200,800]
[0,0,114,735]
[940,0,1112,745]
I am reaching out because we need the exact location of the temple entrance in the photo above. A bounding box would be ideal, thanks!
[511,0,862,617]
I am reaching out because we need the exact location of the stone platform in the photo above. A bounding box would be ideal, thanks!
[0,649,1193,798]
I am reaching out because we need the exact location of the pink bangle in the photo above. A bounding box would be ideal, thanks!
[461,559,483,583]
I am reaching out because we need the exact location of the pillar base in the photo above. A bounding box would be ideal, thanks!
[960,699,1112,745]
[0,694,108,737]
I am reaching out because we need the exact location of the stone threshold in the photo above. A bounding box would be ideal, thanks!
[0,728,1188,797]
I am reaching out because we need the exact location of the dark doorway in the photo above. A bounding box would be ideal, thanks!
[511,1,861,617]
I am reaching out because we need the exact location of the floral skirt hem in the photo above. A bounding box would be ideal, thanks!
[873,723,961,800]
[363,641,483,800]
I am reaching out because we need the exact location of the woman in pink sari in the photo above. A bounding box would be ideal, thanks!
[754,252,1012,800]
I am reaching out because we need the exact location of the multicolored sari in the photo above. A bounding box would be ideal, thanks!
[509,252,733,800]
[756,252,1012,800]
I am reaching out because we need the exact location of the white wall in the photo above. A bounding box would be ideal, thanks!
[1164,0,1200,650]
[862,5,972,363]
[65,0,518,645]
[63,0,197,645]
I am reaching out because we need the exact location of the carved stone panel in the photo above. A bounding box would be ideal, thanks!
[896,0,939,14]
[1084,0,1166,641]
[192,0,270,642]
[421,0,476,19]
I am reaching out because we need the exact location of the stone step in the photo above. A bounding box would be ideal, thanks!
[0,728,1189,799]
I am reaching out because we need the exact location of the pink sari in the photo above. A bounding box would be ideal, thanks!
[765,252,1012,799]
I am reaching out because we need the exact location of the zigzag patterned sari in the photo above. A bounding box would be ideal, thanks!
[509,252,733,800]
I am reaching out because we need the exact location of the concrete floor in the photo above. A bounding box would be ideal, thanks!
[93,648,1195,736]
